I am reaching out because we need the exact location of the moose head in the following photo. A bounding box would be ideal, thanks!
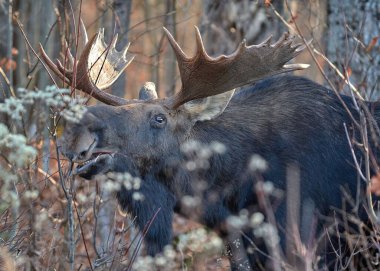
[40,26,307,175]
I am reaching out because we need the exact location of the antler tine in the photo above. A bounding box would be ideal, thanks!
[79,19,88,46]
[163,27,188,61]
[87,30,135,90]
[56,59,73,81]
[40,28,135,106]
[194,26,208,58]
[39,44,71,85]
[63,40,75,68]
[260,35,273,46]
[72,33,129,105]
[164,28,309,109]
[110,33,119,49]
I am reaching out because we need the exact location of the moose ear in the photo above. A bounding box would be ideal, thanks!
[182,90,235,122]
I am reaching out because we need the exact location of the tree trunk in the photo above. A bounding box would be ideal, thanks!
[111,0,132,98]
[326,0,380,98]
[163,0,176,97]
[0,0,14,100]
[201,0,285,56]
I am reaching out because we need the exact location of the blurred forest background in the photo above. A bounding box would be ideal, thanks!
[0,0,379,270]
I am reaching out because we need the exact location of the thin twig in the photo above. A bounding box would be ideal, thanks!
[126,208,161,271]
[344,123,367,181]
[313,49,362,99]
[74,196,94,271]
[0,67,15,97]
[14,15,59,87]
[281,1,361,130]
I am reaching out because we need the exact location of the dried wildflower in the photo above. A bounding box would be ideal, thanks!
[0,123,9,138]
[181,195,201,208]
[181,140,225,172]
[181,140,202,153]
[132,192,144,201]
[250,212,264,228]
[249,154,267,172]
[132,256,154,270]
[34,210,48,231]
[76,193,88,203]
[262,181,274,194]
[163,245,176,260]
[0,125,37,168]
[103,180,121,192]
[226,214,248,230]
[253,222,280,246]
[178,227,223,253]
[0,97,26,120]
[210,141,227,154]
[15,86,87,123]
[154,255,167,266]
[24,190,39,200]
[61,103,87,123]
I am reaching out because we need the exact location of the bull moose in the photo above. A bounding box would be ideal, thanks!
[40,26,379,270]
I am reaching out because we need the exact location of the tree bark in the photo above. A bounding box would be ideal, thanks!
[326,0,380,97]
[0,0,14,100]
[201,0,285,56]
[111,0,133,98]
[164,0,176,97]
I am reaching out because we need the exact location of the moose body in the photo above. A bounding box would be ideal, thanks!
[41,26,378,269]
[59,75,375,269]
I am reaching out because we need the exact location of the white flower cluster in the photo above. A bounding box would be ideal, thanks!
[24,190,39,200]
[177,227,223,253]
[0,123,36,168]
[0,177,19,211]
[181,140,226,171]
[248,210,280,248]
[226,209,250,230]
[253,222,280,247]
[132,245,177,270]
[0,97,26,120]
[0,85,87,123]
[17,85,71,107]
[60,100,87,123]
[248,154,268,172]
[34,210,49,231]
[225,210,266,232]
[0,123,36,210]
[180,195,201,208]
[101,172,144,201]
[133,232,223,270]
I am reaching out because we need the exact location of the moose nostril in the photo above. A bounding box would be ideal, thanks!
[78,151,87,159]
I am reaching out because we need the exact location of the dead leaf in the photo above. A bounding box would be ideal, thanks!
[366,36,379,53]
[370,173,380,196]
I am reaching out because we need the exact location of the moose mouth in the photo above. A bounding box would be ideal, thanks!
[75,151,114,175]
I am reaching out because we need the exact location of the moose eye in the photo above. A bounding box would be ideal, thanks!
[155,115,165,123]
[150,114,167,128]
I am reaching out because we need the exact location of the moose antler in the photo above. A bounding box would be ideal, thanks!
[39,27,134,106]
[164,26,309,109]
[40,25,307,108]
